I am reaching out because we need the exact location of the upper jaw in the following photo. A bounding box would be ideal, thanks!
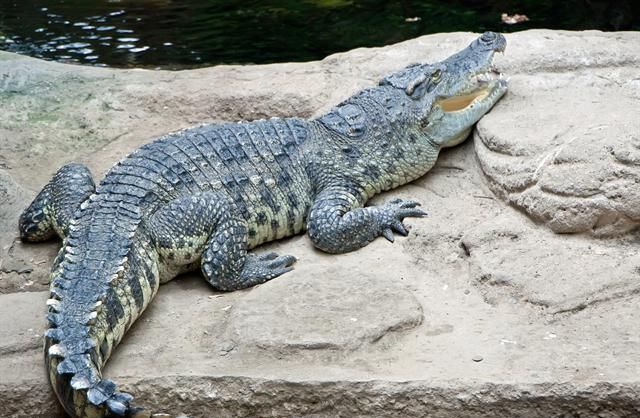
[440,32,508,98]
[457,49,506,96]
[434,78,506,114]
[437,31,509,112]
[435,53,508,114]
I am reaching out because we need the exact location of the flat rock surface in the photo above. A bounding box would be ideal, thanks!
[1,30,640,417]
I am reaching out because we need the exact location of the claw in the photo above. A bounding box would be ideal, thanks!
[392,221,408,236]
[400,208,428,218]
[239,251,298,287]
[378,198,428,243]
[259,252,279,261]
[268,255,297,269]
[399,200,420,209]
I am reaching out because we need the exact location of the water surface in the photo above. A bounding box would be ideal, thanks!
[0,0,637,68]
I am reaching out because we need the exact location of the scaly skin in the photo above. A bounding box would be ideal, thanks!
[19,32,508,418]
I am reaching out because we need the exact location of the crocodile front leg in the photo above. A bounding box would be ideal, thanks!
[19,163,95,241]
[307,185,428,254]
[148,192,296,291]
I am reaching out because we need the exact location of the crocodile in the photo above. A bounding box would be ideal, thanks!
[19,32,508,418]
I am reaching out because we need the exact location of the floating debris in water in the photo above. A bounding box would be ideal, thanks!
[130,46,149,53]
[404,16,421,22]
[501,13,529,24]
[57,42,91,50]
[70,48,94,55]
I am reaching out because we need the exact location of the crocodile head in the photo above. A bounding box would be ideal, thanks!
[380,31,508,148]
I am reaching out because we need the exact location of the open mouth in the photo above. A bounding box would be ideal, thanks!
[435,65,506,113]
[436,88,491,112]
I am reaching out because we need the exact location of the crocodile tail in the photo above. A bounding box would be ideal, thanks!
[44,325,134,418]
[45,336,177,418]
[45,334,177,418]
[44,252,164,418]
[44,194,165,417]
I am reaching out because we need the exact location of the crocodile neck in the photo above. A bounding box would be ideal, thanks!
[45,193,160,418]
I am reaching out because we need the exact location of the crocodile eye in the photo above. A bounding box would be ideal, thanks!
[431,69,442,83]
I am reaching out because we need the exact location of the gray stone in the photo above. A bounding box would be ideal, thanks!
[0,170,59,294]
[460,210,640,314]
[476,69,640,236]
[227,269,423,351]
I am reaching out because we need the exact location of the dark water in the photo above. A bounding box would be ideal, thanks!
[0,0,638,69]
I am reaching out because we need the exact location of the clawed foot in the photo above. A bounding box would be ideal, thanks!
[242,252,297,282]
[379,198,428,242]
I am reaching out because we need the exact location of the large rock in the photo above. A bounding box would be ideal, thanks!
[475,69,640,235]
[1,30,640,417]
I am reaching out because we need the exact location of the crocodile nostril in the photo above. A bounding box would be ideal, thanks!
[481,32,497,42]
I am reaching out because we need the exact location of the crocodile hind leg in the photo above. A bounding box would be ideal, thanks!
[19,163,95,241]
[148,192,296,291]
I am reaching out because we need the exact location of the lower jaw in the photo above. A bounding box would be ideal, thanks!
[441,127,472,148]
[430,82,507,147]
[441,81,507,118]
[435,79,507,113]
